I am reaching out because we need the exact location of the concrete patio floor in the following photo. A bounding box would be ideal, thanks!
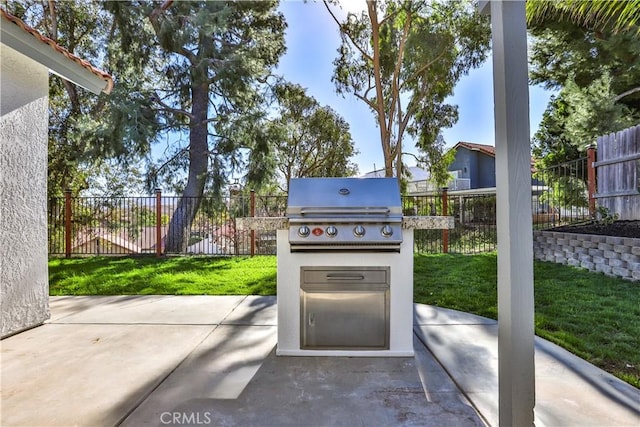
[1,295,639,426]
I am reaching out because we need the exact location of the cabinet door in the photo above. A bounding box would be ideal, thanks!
[300,288,389,350]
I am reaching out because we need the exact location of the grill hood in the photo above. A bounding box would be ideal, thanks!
[286,177,403,251]
[287,177,402,220]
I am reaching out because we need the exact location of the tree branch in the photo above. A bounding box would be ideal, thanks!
[200,117,221,126]
[47,0,57,36]
[402,151,424,163]
[362,75,376,100]
[368,1,392,174]
[151,92,194,120]
[149,0,173,21]
[397,105,413,149]
[44,2,80,112]
[399,48,448,92]
[353,91,379,111]
[378,0,426,26]
[378,6,402,27]
[323,0,374,63]
[154,147,188,176]
[614,86,640,102]
[147,1,196,63]
[386,9,412,162]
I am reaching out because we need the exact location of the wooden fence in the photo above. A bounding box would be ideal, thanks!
[594,124,640,220]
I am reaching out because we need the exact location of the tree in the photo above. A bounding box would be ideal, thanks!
[6,1,115,197]
[527,4,640,111]
[323,0,490,181]
[104,1,286,252]
[533,73,637,167]
[81,160,146,197]
[417,134,455,189]
[527,0,640,210]
[527,0,640,168]
[267,83,359,192]
[526,0,640,37]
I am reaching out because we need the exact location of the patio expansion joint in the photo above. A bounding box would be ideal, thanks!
[413,329,492,427]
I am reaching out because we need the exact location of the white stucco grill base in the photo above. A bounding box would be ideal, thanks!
[276,229,415,357]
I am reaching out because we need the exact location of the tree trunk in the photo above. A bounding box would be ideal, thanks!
[367,2,394,178]
[165,82,209,253]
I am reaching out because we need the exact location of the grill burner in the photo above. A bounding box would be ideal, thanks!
[286,178,403,251]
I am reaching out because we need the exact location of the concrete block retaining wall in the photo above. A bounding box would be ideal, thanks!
[533,231,640,282]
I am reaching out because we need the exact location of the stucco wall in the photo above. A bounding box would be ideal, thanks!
[1,45,50,337]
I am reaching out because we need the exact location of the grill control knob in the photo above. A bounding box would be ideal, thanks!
[298,226,310,238]
[326,226,338,237]
[381,225,394,237]
[353,225,366,237]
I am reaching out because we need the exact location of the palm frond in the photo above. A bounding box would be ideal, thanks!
[526,0,640,35]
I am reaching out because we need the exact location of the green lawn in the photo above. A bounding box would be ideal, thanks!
[48,256,276,295]
[49,254,639,388]
[415,253,640,388]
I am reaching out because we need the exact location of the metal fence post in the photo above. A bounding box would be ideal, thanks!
[441,187,449,253]
[64,189,72,258]
[587,145,597,218]
[250,190,256,256]
[155,188,162,257]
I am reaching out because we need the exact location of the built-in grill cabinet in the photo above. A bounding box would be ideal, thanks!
[277,177,415,357]
[300,267,390,350]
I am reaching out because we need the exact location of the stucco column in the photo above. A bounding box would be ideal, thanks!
[0,45,51,337]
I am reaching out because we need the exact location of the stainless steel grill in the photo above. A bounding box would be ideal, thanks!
[286,177,403,251]
[277,177,415,356]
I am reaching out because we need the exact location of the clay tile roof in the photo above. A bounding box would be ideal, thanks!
[453,141,535,167]
[453,141,496,157]
[0,8,113,94]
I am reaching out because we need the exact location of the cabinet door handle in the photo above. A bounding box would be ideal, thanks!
[308,312,315,326]
[326,274,365,280]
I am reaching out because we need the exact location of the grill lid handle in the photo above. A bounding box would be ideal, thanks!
[299,207,391,216]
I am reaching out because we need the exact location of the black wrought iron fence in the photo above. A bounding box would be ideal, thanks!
[49,190,501,257]
[448,193,497,254]
[162,195,237,256]
[402,192,497,254]
[48,190,288,257]
[48,193,161,256]
[532,157,592,229]
[48,198,65,255]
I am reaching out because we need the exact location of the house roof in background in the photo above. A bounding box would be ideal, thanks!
[0,8,113,94]
[360,169,386,178]
[453,141,536,168]
[71,230,142,253]
[360,166,429,180]
[452,142,496,157]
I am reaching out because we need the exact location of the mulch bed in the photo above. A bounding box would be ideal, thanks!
[550,220,640,239]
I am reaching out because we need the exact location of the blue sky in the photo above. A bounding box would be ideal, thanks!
[276,0,556,174]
